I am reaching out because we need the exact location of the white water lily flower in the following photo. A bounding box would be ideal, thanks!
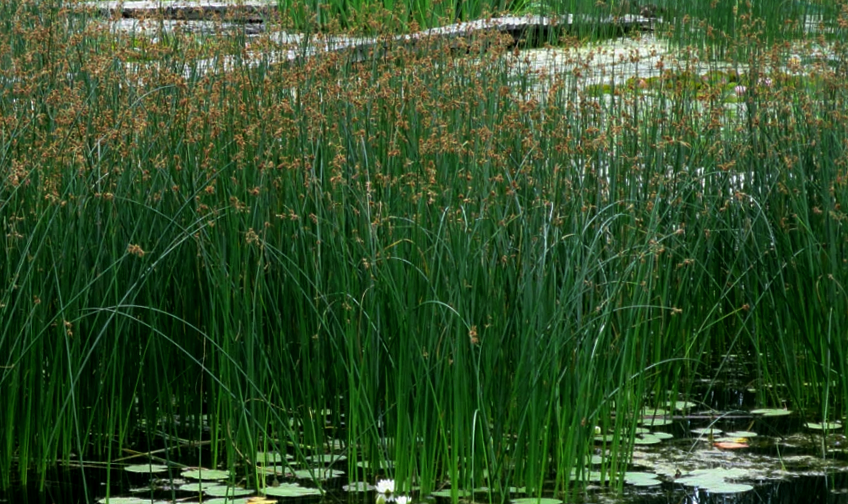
[375,479,395,495]
[394,495,411,504]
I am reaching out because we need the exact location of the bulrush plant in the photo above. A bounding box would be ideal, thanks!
[1,0,848,500]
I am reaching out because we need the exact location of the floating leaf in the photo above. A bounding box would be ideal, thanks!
[652,432,674,440]
[97,498,155,504]
[751,408,791,417]
[181,469,231,480]
[624,472,661,487]
[431,489,473,498]
[805,421,842,430]
[705,483,754,494]
[263,484,323,497]
[725,430,758,438]
[124,464,169,474]
[356,460,393,469]
[292,468,343,480]
[258,465,292,476]
[255,452,290,465]
[691,427,722,436]
[204,485,254,497]
[633,435,662,445]
[180,481,219,492]
[667,401,696,411]
[304,454,346,465]
[640,417,672,427]
[343,482,373,492]
[204,498,253,504]
[511,498,562,504]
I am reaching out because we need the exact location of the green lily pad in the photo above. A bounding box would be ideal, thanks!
[705,482,754,494]
[751,408,791,417]
[304,454,346,465]
[356,460,393,469]
[640,417,672,427]
[594,434,616,442]
[624,472,661,486]
[569,470,607,483]
[124,464,169,474]
[725,431,758,437]
[204,485,254,497]
[641,407,668,416]
[204,498,253,504]
[292,468,343,480]
[258,464,292,476]
[691,427,722,436]
[343,482,374,492]
[667,401,696,410]
[180,481,219,492]
[97,498,155,504]
[677,467,751,489]
[652,432,674,439]
[255,452,290,464]
[633,435,662,445]
[806,421,842,430]
[263,483,323,497]
[511,499,562,504]
[431,489,473,498]
[181,469,231,480]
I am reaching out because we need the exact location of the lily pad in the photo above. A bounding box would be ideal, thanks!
[511,499,562,504]
[633,435,662,445]
[751,408,791,417]
[255,452,290,465]
[292,468,343,480]
[124,464,169,474]
[725,430,758,437]
[204,485,254,497]
[97,499,156,504]
[652,432,674,440]
[431,489,473,498]
[624,472,661,486]
[263,484,323,497]
[705,482,754,494]
[356,460,393,469]
[180,481,220,492]
[181,469,231,481]
[691,427,722,436]
[805,421,842,430]
[343,482,373,492]
[640,417,673,427]
[667,401,696,411]
[258,465,292,476]
[204,498,253,504]
[304,454,346,465]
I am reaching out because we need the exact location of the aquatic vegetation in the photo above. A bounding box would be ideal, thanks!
[1,0,848,502]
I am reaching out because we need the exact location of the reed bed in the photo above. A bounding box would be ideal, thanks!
[1,0,847,500]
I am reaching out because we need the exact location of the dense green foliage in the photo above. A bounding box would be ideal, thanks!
[1,0,847,500]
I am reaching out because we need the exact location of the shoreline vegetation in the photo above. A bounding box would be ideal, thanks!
[1,0,847,501]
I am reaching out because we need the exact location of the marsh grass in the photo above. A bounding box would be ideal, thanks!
[2,0,848,500]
